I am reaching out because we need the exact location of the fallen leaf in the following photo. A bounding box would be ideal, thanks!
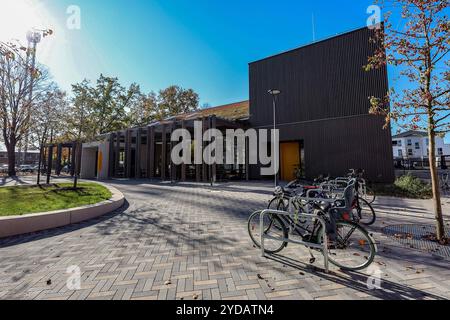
[46,279,52,285]
[193,294,199,300]
[257,274,264,280]
[164,280,171,285]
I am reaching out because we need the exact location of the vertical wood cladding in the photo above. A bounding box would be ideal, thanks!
[249,27,394,182]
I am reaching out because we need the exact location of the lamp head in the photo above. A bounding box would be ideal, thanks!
[267,89,281,96]
[26,30,42,44]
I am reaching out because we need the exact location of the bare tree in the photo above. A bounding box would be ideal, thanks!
[30,86,68,184]
[366,0,449,242]
[0,32,52,177]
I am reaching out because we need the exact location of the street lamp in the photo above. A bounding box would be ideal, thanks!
[268,89,281,188]
[23,30,42,167]
[26,30,42,103]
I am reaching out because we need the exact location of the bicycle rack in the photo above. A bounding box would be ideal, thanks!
[258,209,330,273]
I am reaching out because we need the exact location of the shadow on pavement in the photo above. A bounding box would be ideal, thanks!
[0,201,130,248]
[265,254,446,300]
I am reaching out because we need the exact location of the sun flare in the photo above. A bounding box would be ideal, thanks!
[0,0,51,43]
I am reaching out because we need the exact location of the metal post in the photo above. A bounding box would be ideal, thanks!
[245,136,250,181]
[148,126,155,179]
[170,123,177,182]
[136,129,142,178]
[211,116,217,186]
[24,32,41,166]
[161,125,167,181]
[202,118,208,182]
[56,144,62,175]
[273,97,277,188]
[125,130,131,178]
[181,121,186,182]
[260,211,266,258]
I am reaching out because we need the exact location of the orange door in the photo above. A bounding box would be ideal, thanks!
[280,142,300,181]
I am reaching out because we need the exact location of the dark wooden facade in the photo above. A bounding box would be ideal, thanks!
[107,115,249,182]
[248,27,395,182]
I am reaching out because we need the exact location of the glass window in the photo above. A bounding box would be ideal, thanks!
[438,148,443,156]
[407,139,412,146]
[398,150,403,157]
[415,142,420,149]
[408,149,413,156]
[398,140,402,146]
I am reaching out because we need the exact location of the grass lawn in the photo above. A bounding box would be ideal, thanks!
[0,183,112,217]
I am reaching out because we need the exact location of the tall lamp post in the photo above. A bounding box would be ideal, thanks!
[24,30,41,167]
[268,89,281,188]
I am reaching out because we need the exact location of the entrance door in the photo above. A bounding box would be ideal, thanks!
[280,142,300,181]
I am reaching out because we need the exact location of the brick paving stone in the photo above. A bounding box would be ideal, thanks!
[0,180,449,300]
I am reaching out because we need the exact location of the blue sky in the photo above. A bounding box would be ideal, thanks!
[16,0,380,106]
[1,0,447,140]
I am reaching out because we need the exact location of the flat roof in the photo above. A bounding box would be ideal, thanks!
[249,26,370,65]
[392,130,428,139]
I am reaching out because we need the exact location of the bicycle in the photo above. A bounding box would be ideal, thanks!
[272,175,376,226]
[348,169,376,204]
[248,181,377,271]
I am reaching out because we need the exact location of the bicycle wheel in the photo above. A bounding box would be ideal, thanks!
[442,184,450,196]
[355,198,376,226]
[268,197,289,211]
[248,211,288,254]
[322,221,376,271]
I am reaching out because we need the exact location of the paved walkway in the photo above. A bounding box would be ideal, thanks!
[0,180,449,300]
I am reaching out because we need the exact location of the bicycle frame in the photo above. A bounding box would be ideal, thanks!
[258,208,330,273]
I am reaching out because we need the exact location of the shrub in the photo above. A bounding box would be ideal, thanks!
[371,174,432,199]
[393,174,432,198]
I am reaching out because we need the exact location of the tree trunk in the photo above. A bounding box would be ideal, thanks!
[73,141,81,189]
[428,130,446,241]
[37,129,47,185]
[6,142,16,177]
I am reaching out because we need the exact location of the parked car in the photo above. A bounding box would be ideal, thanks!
[61,164,72,174]
[18,164,36,173]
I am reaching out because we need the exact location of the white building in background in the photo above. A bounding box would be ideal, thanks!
[392,130,450,159]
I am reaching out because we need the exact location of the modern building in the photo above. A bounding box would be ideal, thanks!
[392,130,450,159]
[248,27,394,182]
[49,27,395,183]
[79,101,251,182]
